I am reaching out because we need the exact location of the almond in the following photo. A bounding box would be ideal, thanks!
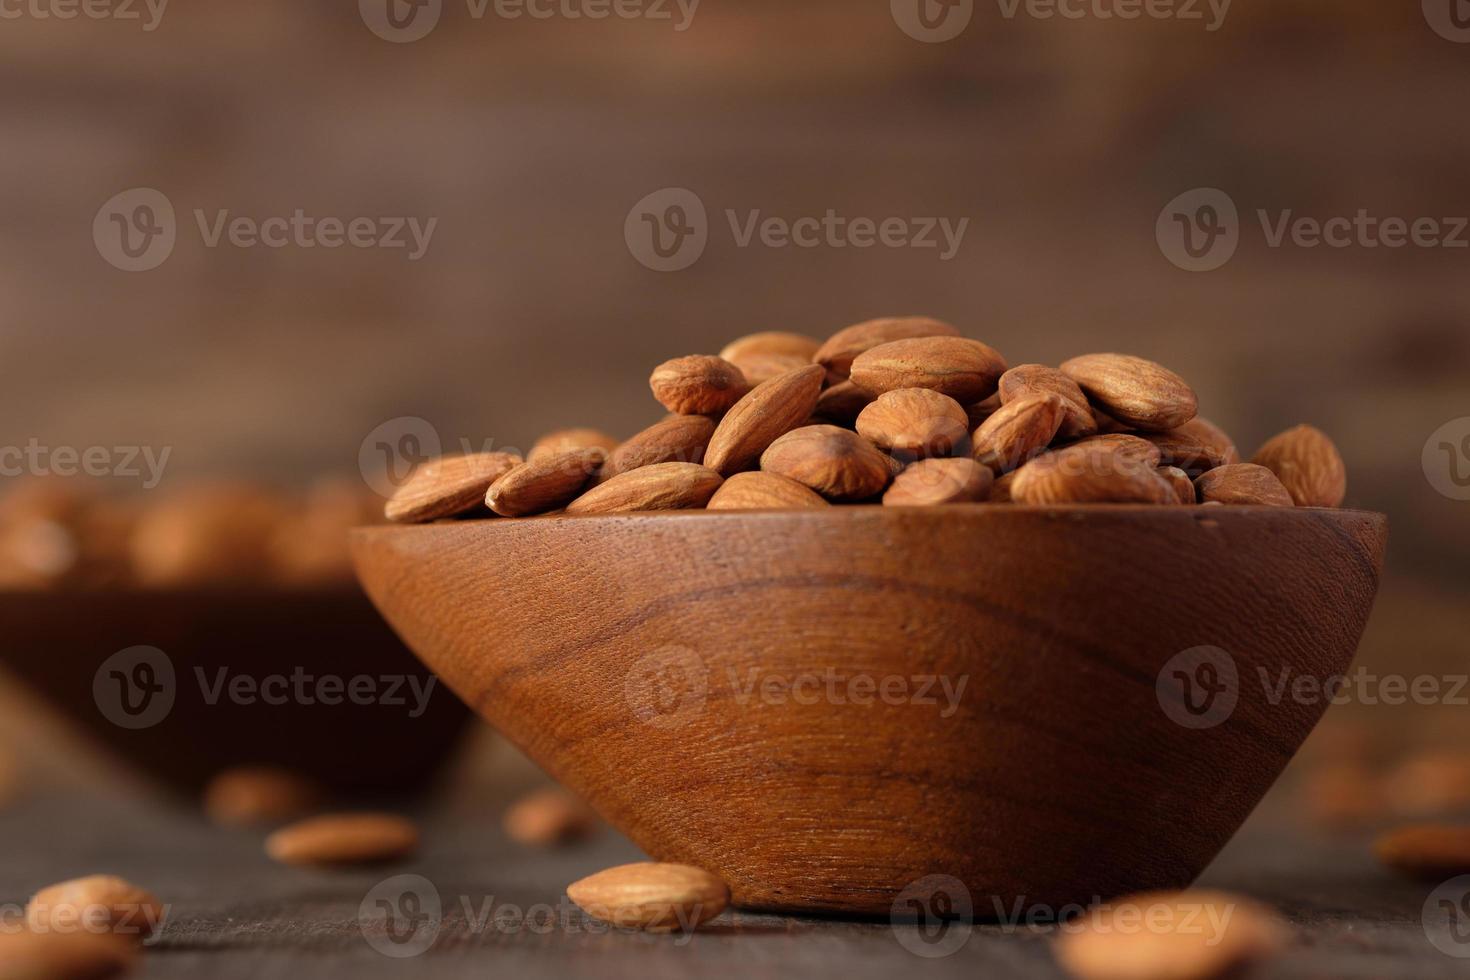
[567,862,729,933]
[1091,404,1134,434]
[850,336,1008,404]
[565,463,723,515]
[28,876,165,942]
[1064,433,1164,468]
[383,452,522,523]
[649,356,749,415]
[203,766,322,827]
[529,428,620,463]
[1054,890,1285,980]
[1144,417,1239,474]
[0,930,137,979]
[485,448,603,517]
[1194,464,1295,507]
[707,471,830,510]
[719,331,821,364]
[600,415,716,482]
[1384,752,1470,816]
[971,393,1066,473]
[265,813,418,866]
[503,788,598,847]
[811,380,873,427]
[705,365,825,476]
[855,388,970,459]
[761,425,893,501]
[1061,353,1199,432]
[729,352,811,386]
[883,458,994,506]
[964,393,1003,431]
[813,316,959,383]
[989,468,1017,503]
[1375,824,1470,879]
[1011,447,1175,505]
[997,364,1097,438]
[1252,424,1346,508]
[1157,466,1198,505]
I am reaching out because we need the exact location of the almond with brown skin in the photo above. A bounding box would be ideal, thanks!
[1061,353,1199,432]
[720,331,822,363]
[998,364,1097,439]
[760,425,892,501]
[1055,890,1285,980]
[811,380,873,428]
[28,876,165,941]
[503,788,598,847]
[0,930,137,979]
[565,463,723,515]
[649,356,750,415]
[1157,466,1198,505]
[730,352,811,385]
[856,388,970,459]
[813,316,959,383]
[705,365,825,475]
[1065,433,1164,468]
[964,393,1002,431]
[971,393,1066,473]
[1011,448,1175,505]
[707,471,830,510]
[1194,464,1295,507]
[567,862,729,932]
[485,448,603,517]
[529,428,620,463]
[1252,424,1346,508]
[850,336,1008,404]
[600,415,716,482]
[1375,825,1470,879]
[989,469,1017,503]
[384,452,522,523]
[265,813,418,866]
[1090,404,1133,435]
[203,766,322,827]
[883,458,994,507]
[1145,417,1239,474]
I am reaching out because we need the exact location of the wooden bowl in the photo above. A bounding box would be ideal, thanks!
[352,506,1387,916]
[0,587,472,799]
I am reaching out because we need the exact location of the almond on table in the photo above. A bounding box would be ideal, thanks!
[1375,824,1470,879]
[27,876,165,942]
[503,787,599,847]
[203,766,322,827]
[567,862,729,933]
[265,813,419,867]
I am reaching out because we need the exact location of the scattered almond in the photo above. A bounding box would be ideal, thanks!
[1375,824,1470,879]
[600,415,716,482]
[707,471,830,510]
[503,787,598,847]
[202,766,322,827]
[704,365,825,476]
[1060,353,1199,432]
[811,380,873,427]
[384,452,523,523]
[265,813,418,866]
[0,930,136,980]
[28,876,165,942]
[649,356,750,415]
[971,393,1066,474]
[883,458,994,506]
[856,388,970,459]
[850,336,1008,404]
[812,316,959,383]
[1011,448,1175,505]
[567,862,729,933]
[529,428,620,463]
[1252,424,1347,508]
[1156,466,1198,505]
[1383,752,1470,817]
[729,352,811,385]
[998,364,1097,439]
[565,463,723,515]
[485,448,603,517]
[1194,464,1295,507]
[761,425,893,501]
[1054,890,1285,980]
[1303,763,1385,829]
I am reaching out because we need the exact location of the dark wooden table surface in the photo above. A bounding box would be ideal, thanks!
[0,790,1461,979]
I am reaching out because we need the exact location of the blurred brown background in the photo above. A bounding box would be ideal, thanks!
[1,1,1467,806]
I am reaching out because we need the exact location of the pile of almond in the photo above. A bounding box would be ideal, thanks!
[385,316,1348,521]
